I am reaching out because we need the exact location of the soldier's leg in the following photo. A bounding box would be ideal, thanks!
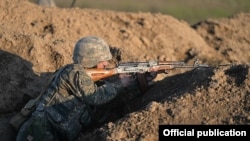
[16,117,34,141]
[16,113,53,141]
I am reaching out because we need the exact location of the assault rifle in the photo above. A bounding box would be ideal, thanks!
[86,60,209,82]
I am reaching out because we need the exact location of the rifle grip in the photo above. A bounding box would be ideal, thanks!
[136,73,149,94]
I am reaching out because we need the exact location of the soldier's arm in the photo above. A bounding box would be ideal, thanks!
[75,70,125,105]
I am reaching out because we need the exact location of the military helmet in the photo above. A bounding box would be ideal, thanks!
[73,36,112,68]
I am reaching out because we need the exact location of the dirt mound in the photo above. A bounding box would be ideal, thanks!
[80,65,249,141]
[193,13,250,64]
[0,0,249,141]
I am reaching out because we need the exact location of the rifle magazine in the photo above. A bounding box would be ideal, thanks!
[136,73,149,94]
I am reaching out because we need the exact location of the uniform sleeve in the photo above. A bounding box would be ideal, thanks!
[75,70,125,106]
[85,81,125,105]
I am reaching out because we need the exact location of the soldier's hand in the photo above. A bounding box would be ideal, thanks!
[119,73,136,87]
[145,71,157,82]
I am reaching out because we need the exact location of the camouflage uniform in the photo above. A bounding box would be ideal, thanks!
[16,36,141,141]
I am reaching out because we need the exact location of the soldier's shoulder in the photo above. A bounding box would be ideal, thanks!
[53,64,84,77]
[71,64,85,71]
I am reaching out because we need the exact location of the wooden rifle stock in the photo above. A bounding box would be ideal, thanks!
[85,68,118,82]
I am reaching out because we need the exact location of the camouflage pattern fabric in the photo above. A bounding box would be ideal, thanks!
[72,36,112,68]
[16,63,138,141]
[90,75,142,124]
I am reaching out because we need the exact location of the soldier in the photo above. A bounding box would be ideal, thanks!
[14,36,157,141]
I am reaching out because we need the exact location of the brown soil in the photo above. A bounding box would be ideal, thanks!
[0,0,249,141]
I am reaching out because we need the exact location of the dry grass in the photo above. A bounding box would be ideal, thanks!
[30,0,250,24]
